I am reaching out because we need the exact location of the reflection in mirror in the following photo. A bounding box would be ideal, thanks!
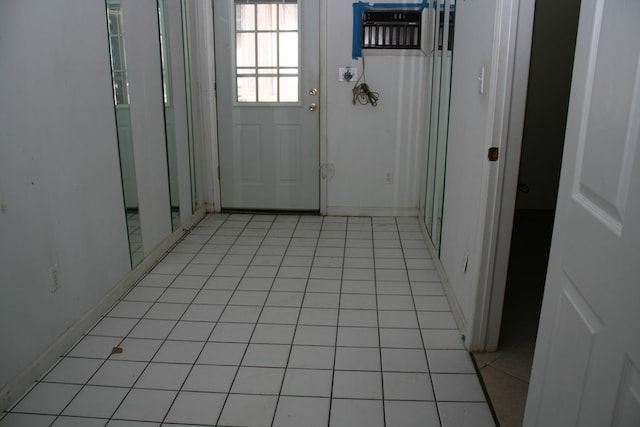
[424,0,455,252]
[180,2,199,214]
[158,0,181,230]
[107,0,143,266]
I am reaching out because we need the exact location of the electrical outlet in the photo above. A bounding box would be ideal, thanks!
[49,264,60,293]
[385,172,393,184]
[338,67,358,82]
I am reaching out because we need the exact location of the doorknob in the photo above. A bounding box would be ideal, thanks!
[309,88,318,96]
[308,103,317,111]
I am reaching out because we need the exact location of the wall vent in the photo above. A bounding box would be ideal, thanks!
[361,9,422,50]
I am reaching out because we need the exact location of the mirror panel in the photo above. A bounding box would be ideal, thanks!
[424,0,455,252]
[107,0,144,266]
[158,0,181,230]
[159,0,194,229]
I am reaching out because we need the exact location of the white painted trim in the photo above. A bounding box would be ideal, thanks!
[0,207,207,413]
[186,1,220,212]
[203,2,221,212]
[203,2,221,213]
[466,0,535,351]
[319,0,328,216]
[181,0,198,215]
[484,0,536,351]
[456,0,507,352]
[325,207,419,217]
[204,202,217,213]
[419,219,468,340]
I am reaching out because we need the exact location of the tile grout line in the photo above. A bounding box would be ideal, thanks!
[86,215,225,423]
[1,215,494,426]
[39,216,227,426]
[105,215,230,425]
[157,214,257,426]
[269,215,320,427]
[371,217,387,427]
[205,214,288,427]
[208,214,306,426]
[396,216,443,426]
[326,216,347,427]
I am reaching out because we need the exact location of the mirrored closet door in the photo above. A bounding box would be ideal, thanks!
[424,0,455,252]
[106,0,194,267]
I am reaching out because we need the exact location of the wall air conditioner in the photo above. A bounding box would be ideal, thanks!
[361,9,423,50]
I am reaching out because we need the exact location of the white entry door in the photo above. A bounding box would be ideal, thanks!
[524,0,640,426]
[214,0,319,210]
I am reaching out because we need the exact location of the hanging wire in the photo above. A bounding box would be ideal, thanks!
[352,56,380,106]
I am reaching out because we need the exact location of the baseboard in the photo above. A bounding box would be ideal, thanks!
[325,206,419,217]
[418,217,468,342]
[0,207,207,413]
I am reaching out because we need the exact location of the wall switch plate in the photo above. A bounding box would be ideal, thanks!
[338,67,358,82]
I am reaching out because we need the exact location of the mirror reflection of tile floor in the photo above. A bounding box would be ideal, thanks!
[126,210,143,266]
[1,214,496,427]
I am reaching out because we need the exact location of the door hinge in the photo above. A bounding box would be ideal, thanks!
[218,166,221,181]
[488,147,499,162]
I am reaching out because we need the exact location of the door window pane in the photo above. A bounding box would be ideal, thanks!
[237,76,257,102]
[234,1,299,103]
[236,33,256,67]
[236,4,255,31]
[256,4,277,31]
[279,4,298,30]
[258,76,278,102]
[257,33,277,67]
[279,33,298,67]
[279,76,298,102]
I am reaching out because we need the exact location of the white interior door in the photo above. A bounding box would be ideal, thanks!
[214,0,319,211]
[524,0,640,425]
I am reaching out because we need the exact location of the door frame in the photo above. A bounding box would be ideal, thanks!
[464,0,537,351]
[183,0,221,212]
[187,0,327,213]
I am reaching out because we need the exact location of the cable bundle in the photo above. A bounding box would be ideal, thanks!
[352,83,379,106]
[351,56,380,107]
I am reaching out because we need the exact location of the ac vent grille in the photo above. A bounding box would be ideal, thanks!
[361,10,422,50]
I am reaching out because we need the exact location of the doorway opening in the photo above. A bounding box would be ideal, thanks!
[474,0,581,425]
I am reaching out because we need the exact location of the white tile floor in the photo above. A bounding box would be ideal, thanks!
[1,214,496,427]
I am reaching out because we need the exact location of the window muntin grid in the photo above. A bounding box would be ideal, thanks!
[234,1,299,103]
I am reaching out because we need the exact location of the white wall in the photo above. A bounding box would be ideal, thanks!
[439,0,498,323]
[325,0,428,214]
[438,0,538,349]
[0,0,131,390]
